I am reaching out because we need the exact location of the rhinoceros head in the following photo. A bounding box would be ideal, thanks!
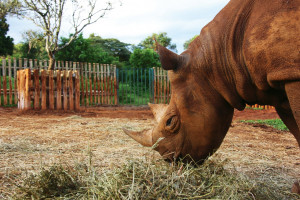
[123,43,234,163]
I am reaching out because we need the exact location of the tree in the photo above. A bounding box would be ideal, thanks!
[139,32,177,52]
[8,0,115,70]
[129,48,160,68]
[19,30,47,59]
[0,16,14,56]
[56,33,118,64]
[183,35,198,50]
[89,34,132,62]
[0,0,20,18]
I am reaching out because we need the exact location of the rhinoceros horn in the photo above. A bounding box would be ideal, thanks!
[156,42,187,70]
[148,103,168,122]
[123,104,168,147]
[122,128,153,147]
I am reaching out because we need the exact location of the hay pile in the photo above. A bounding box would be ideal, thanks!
[14,157,299,199]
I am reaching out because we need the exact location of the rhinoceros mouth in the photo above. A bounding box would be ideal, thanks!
[160,150,176,161]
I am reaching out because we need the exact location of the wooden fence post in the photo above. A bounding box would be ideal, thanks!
[63,70,68,111]
[49,70,54,110]
[85,63,89,106]
[93,63,97,104]
[97,63,100,104]
[104,64,107,104]
[56,70,62,110]
[80,62,85,105]
[34,69,40,110]
[89,63,93,105]
[75,71,80,111]
[14,58,18,104]
[16,70,20,108]
[8,57,12,105]
[41,70,47,110]
[2,57,7,105]
[17,69,31,110]
[69,70,74,111]
[24,69,31,109]
[101,64,104,104]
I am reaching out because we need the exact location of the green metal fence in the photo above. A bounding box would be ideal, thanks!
[117,68,155,105]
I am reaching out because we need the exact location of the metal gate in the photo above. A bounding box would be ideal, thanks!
[117,68,154,105]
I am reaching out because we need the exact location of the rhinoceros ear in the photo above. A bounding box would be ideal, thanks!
[156,42,186,71]
[148,103,168,122]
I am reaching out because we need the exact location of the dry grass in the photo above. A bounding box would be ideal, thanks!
[0,108,299,199]
[10,155,300,199]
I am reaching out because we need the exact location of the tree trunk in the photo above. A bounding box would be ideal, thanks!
[47,51,56,70]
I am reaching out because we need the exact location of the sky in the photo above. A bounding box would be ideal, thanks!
[7,0,230,54]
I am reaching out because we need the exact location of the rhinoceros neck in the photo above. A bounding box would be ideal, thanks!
[188,0,257,111]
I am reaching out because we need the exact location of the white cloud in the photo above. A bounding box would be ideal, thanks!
[7,0,230,53]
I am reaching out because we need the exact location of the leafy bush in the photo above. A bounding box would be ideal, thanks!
[129,48,160,68]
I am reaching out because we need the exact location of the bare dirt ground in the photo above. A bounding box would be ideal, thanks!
[0,106,299,198]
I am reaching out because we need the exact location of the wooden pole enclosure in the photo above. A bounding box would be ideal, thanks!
[17,69,81,111]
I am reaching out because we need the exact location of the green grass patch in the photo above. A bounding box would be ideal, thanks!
[13,158,298,199]
[241,119,288,131]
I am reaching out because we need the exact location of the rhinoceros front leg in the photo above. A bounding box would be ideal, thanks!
[284,81,300,147]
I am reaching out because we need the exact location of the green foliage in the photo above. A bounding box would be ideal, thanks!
[0,16,14,56]
[241,119,288,131]
[56,34,118,64]
[183,35,198,50]
[139,32,177,52]
[89,34,132,62]
[21,30,47,59]
[129,48,160,68]
[0,0,21,18]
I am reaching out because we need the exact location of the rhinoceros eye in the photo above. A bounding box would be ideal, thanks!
[166,116,173,126]
[165,115,180,133]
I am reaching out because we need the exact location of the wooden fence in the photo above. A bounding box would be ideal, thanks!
[1,57,118,108]
[1,57,275,109]
[18,69,80,111]
[153,67,170,104]
[80,63,118,106]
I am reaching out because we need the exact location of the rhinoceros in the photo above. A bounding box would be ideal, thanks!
[123,0,300,163]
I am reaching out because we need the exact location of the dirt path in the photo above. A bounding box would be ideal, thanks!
[0,107,299,197]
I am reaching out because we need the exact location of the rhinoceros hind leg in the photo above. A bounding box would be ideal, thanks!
[276,105,300,147]
[279,81,300,146]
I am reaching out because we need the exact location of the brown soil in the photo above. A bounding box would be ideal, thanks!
[3,106,279,120]
[0,106,299,198]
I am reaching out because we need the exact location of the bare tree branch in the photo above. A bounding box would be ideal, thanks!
[7,0,117,70]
